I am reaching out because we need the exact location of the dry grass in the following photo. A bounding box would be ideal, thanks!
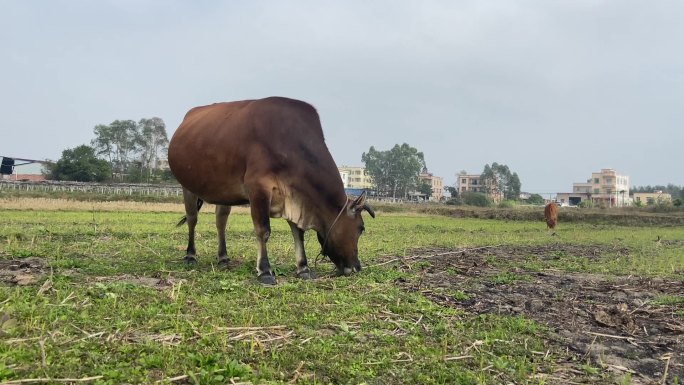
[0,198,250,214]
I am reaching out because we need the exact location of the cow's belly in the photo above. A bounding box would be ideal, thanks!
[180,176,249,206]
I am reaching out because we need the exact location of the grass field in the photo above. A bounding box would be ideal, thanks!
[1,199,683,384]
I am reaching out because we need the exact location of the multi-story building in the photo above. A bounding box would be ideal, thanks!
[337,166,374,190]
[556,168,630,207]
[457,174,484,193]
[456,172,503,202]
[418,170,444,201]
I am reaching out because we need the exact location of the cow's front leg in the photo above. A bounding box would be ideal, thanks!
[288,221,315,280]
[249,190,276,285]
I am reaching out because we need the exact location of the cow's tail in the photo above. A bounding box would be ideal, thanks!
[176,198,205,227]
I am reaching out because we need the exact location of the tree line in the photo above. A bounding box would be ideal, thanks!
[45,118,171,183]
[361,144,522,203]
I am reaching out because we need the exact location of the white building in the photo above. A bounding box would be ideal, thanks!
[337,166,374,189]
[556,168,630,207]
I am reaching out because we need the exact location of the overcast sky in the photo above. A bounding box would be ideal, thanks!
[2,1,682,194]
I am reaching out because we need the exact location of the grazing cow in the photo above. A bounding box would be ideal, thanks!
[544,202,558,235]
[167,97,375,285]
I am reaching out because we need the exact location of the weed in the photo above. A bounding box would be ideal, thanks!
[491,272,530,285]
[651,295,684,306]
[581,363,601,375]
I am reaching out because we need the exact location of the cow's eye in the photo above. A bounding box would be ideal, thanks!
[359,225,365,234]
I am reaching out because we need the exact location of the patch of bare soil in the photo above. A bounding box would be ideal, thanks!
[87,274,187,290]
[0,257,46,286]
[392,245,684,384]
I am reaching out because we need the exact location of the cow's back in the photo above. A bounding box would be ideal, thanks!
[168,97,341,206]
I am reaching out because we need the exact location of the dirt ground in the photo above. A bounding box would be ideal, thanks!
[0,257,46,286]
[0,257,187,291]
[392,245,684,384]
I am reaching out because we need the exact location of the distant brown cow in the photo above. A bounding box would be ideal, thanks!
[167,97,375,285]
[544,202,558,235]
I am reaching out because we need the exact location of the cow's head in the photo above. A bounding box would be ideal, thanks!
[319,192,375,276]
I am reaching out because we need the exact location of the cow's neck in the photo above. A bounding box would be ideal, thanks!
[280,184,347,233]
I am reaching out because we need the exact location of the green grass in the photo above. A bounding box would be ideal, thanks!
[651,295,684,306]
[490,272,531,285]
[1,202,683,384]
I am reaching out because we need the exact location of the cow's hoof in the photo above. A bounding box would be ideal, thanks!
[257,273,277,286]
[297,270,316,280]
[217,257,230,269]
[184,255,198,264]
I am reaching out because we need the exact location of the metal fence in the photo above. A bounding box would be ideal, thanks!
[1,180,422,203]
[0,180,183,197]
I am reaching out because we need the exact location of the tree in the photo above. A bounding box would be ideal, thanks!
[527,193,544,205]
[361,146,392,196]
[138,117,169,182]
[91,124,114,166]
[92,119,140,180]
[508,172,521,200]
[480,162,521,201]
[91,118,170,182]
[48,145,111,182]
[362,143,426,198]
[418,181,433,198]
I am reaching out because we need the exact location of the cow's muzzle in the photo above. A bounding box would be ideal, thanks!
[336,261,362,276]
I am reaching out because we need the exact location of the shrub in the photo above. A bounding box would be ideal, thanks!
[461,192,493,207]
[527,194,544,205]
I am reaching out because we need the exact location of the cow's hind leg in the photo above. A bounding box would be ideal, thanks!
[181,188,202,264]
[288,221,315,280]
[216,204,232,267]
[248,188,276,285]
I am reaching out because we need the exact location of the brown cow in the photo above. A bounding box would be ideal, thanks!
[167,97,375,285]
[544,202,558,235]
